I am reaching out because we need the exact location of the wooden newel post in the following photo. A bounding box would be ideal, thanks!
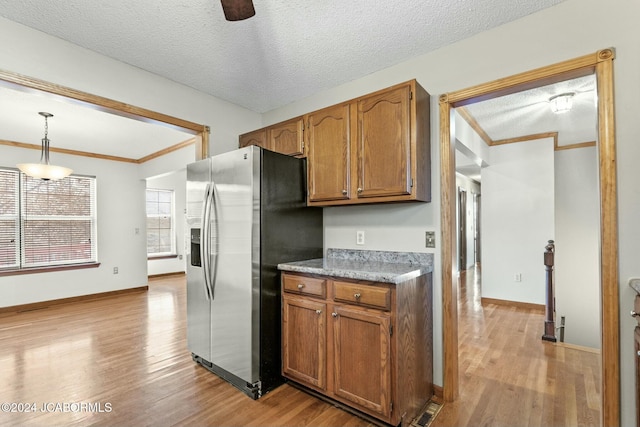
[542,240,556,342]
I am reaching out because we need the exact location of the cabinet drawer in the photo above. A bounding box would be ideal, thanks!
[283,274,327,298]
[634,295,640,325]
[333,281,391,310]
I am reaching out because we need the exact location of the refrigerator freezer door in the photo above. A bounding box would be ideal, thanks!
[209,146,261,384]
[186,158,212,362]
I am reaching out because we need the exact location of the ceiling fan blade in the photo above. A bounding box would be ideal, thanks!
[220,0,255,21]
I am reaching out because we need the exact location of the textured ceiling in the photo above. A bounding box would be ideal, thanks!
[0,0,574,163]
[0,0,566,113]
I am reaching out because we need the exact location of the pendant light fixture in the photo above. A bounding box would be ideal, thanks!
[220,0,255,21]
[17,112,73,181]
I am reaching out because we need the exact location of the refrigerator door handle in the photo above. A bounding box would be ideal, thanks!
[201,183,213,301]
[209,181,219,299]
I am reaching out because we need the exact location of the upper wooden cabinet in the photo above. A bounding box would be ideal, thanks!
[306,103,351,202]
[269,117,305,157]
[239,128,268,150]
[307,79,430,206]
[357,84,412,199]
[239,118,304,157]
[238,79,430,206]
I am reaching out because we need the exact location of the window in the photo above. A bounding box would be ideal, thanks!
[146,189,175,256]
[0,168,97,271]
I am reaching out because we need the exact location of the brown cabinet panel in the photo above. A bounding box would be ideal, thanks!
[269,117,304,157]
[238,80,430,206]
[306,104,351,202]
[333,281,391,311]
[239,128,268,149]
[283,274,326,298]
[281,271,433,426]
[282,296,326,390]
[332,305,391,417]
[357,84,411,199]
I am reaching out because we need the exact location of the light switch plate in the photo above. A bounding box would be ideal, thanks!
[425,231,436,248]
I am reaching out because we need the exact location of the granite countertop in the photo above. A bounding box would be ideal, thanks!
[278,248,434,285]
[629,278,640,294]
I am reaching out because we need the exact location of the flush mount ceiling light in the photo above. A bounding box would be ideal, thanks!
[220,0,255,21]
[549,92,575,114]
[17,112,73,181]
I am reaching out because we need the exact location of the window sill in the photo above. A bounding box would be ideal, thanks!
[0,262,101,277]
[148,254,179,261]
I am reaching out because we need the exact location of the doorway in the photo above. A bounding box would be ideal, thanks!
[439,48,619,426]
[457,187,467,272]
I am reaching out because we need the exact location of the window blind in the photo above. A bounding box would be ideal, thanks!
[19,172,97,268]
[0,169,19,269]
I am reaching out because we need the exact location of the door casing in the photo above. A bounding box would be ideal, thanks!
[439,48,619,427]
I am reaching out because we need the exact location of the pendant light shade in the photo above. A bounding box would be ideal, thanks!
[220,0,255,21]
[16,112,73,181]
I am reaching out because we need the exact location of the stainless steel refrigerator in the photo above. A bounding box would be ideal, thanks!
[186,146,323,399]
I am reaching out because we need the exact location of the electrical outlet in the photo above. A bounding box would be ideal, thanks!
[514,273,522,282]
[425,231,436,248]
[113,267,119,274]
[356,230,365,245]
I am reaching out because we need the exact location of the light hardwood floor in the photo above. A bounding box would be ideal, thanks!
[431,266,601,427]
[0,271,600,427]
[0,276,374,427]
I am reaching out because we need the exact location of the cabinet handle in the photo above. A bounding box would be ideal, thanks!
[342,189,347,195]
[637,350,640,357]
[316,309,322,315]
[332,312,338,318]
[354,293,361,300]
[357,188,363,193]
[631,310,639,317]
[297,284,305,290]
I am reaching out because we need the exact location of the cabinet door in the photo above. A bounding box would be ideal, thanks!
[269,118,304,157]
[282,296,326,390]
[306,104,351,202]
[332,305,391,418]
[239,128,268,149]
[357,84,411,198]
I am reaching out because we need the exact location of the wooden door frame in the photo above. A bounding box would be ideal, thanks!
[0,69,210,160]
[439,48,619,426]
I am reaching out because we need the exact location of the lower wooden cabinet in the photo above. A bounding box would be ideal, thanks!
[281,272,433,426]
[282,296,326,390]
[333,305,392,417]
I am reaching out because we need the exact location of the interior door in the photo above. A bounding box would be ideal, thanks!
[458,187,467,272]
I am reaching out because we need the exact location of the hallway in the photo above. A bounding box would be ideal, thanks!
[432,266,601,426]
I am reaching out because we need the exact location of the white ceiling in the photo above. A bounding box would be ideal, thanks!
[0,0,575,162]
[456,74,597,182]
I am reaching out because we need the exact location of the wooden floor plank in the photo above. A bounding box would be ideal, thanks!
[431,265,601,427]
[0,269,600,427]
[0,277,375,427]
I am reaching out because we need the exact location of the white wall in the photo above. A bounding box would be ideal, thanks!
[554,147,600,348]
[0,146,147,306]
[482,139,555,304]
[0,17,261,307]
[146,169,187,276]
